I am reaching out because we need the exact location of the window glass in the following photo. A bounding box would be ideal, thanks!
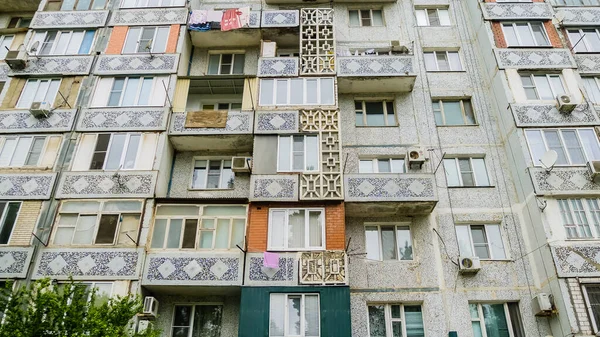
[259,78,334,106]
[526,128,600,166]
[455,224,506,259]
[269,294,319,337]
[368,304,425,337]
[89,133,140,170]
[269,209,324,250]
[0,202,21,244]
[585,285,600,333]
[0,36,14,60]
[365,224,413,261]
[171,305,222,337]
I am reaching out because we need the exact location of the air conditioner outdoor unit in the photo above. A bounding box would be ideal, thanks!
[29,101,51,118]
[557,94,576,114]
[458,256,481,274]
[138,319,154,333]
[532,293,553,316]
[5,50,28,70]
[407,148,426,169]
[142,297,159,318]
[231,156,252,173]
[587,161,600,184]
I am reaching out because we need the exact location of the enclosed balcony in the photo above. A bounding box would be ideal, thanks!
[336,54,416,93]
[344,173,438,215]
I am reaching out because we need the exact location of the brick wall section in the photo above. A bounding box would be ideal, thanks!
[544,21,563,48]
[9,201,42,246]
[246,202,346,252]
[491,22,507,48]
[106,26,128,55]
[166,24,180,53]
[567,278,594,334]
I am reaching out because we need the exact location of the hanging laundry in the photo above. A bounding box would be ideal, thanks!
[189,22,211,32]
[207,10,223,22]
[189,10,207,25]
[238,7,251,28]
[263,251,279,268]
[221,8,242,31]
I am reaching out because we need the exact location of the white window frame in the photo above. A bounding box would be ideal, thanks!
[366,303,424,337]
[15,78,62,109]
[7,17,31,28]
[59,281,114,304]
[582,77,600,104]
[470,303,521,337]
[122,26,169,54]
[201,102,243,111]
[0,35,14,60]
[57,0,107,10]
[567,28,600,53]
[497,0,532,2]
[364,223,414,261]
[456,224,507,260]
[348,9,384,27]
[423,51,462,71]
[269,293,320,337]
[267,208,326,251]
[501,22,550,47]
[31,30,95,56]
[120,0,185,8]
[171,303,224,337]
[359,158,405,173]
[443,157,490,187]
[259,78,335,107]
[277,135,320,173]
[415,8,451,26]
[207,53,245,75]
[355,100,397,127]
[151,204,247,250]
[553,0,600,6]
[520,73,567,100]
[558,198,600,239]
[105,77,157,107]
[432,99,476,126]
[0,136,48,168]
[89,133,142,171]
[525,128,600,166]
[52,200,143,246]
[190,158,234,190]
[0,201,22,245]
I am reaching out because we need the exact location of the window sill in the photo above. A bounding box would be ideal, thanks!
[120,5,184,9]
[417,25,454,28]
[365,258,416,263]
[531,164,587,168]
[90,105,164,109]
[505,45,553,49]
[436,124,479,127]
[447,186,496,189]
[572,51,600,54]
[355,125,399,128]
[426,70,467,73]
[267,248,326,252]
[479,259,512,262]
[277,171,320,174]
[188,188,235,191]
[0,166,52,171]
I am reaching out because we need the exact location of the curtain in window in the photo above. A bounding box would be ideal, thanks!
[404,306,425,337]
[305,295,320,337]
[192,305,222,337]
[308,211,322,248]
[287,296,301,335]
[482,304,510,337]
[288,210,305,249]
[269,294,285,336]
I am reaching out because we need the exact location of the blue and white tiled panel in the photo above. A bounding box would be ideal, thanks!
[108,8,188,26]
[32,248,144,280]
[77,108,168,131]
[94,54,179,75]
[0,247,35,278]
[0,173,57,200]
[511,103,600,127]
[337,56,414,77]
[344,174,437,202]
[254,111,299,134]
[261,10,299,28]
[494,49,576,69]
[529,167,600,196]
[169,111,253,135]
[55,171,158,199]
[552,244,600,277]
[555,7,600,26]
[142,252,243,286]
[0,109,76,134]
[9,56,94,76]
[480,2,553,20]
[30,10,110,29]
[250,174,299,202]
[575,55,600,74]
[257,57,299,77]
[245,252,299,286]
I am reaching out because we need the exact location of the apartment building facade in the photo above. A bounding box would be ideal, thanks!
[1,0,600,336]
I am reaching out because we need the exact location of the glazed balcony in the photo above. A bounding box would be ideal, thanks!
[344,173,438,216]
[336,55,416,93]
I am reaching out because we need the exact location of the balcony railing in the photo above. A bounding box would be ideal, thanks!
[337,55,416,93]
[0,247,34,278]
[30,10,109,29]
[55,171,157,198]
[0,173,57,200]
[9,55,94,76]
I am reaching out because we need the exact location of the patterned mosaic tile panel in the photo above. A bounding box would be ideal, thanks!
[169,111,253,135]
[109,8,188,26]
[575,54,600,74]
[30,10,109,29]
[511,103,599,127]
[10,56,93,76]
[494,49,575,69]
[257,57,299,77]
[552,245,600,277]
[530,167,600,196]
[0,247,34,278]
[0,109,76,133]
[337,56,414,77]
[262,10,299,27]
[143,253,242,285]
[254,111,298,133]
[556,7,600,26]
[56,171,157,198]
[77,108,167,131]
[344,174,437,202]
[250,175,298,201]
[94,54,179,75]
[0,173,57,199]
[247,254,297,284]
[481,3,553,19]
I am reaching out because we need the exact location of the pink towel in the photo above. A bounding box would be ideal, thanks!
[263,252,279,268]
[221,8,242,31]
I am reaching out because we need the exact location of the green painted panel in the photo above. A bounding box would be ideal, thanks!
[239,286,351,337]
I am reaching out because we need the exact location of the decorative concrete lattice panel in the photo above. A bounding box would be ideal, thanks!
[337,56,414,77]
[300,109,343,200]
[494,49,576,69]
[10,55,93,76]
[344,174,437,202]
[0,110,76,133]
[511,103,599,127]
[261,10,299,27]
[246,254,298,285]
[169,111,253,135]
[56,171,157,198]
[0,247,34,278]
[143,253,242,285]
[33,248,143,280]
[250,175,298,201]
[530,167,600,196]
[109,8,188,26]
[552,245,600,277]
[257,57,299,77]
[254,111,299,134]
[0,173,56,199]
[300,8,335,75]
[94,54,179,75]
[300,251,346,285]
[556,7,600,26]
[30,10,109,29]
[78,108,167,131]
[575,54,600,74]
[481,3,553,19]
